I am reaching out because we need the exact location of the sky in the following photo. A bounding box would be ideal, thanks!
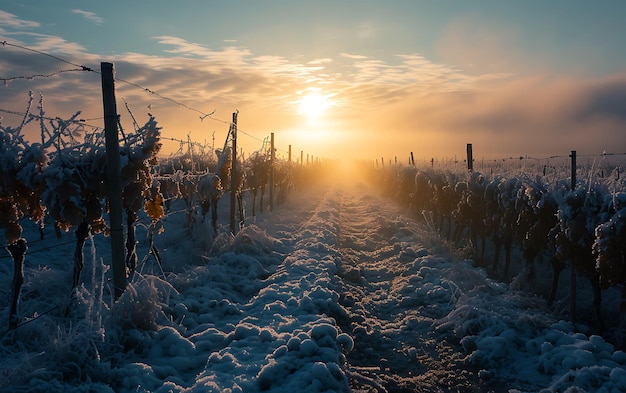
[1,0,626,162]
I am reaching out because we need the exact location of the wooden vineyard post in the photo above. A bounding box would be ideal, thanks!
[101,62,126,300]
[410,152,415,167]
[569,150,577,319]
[230,111,238,235]
[570,150,576,191]
[301,150,304,166]
[288,145,292,163]
[467,143,473,172]
[269,132,275,211]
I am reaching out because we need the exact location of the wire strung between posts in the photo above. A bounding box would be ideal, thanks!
[1,68,89,83]
[1,40,94,72]
[114,75,217,121]
[0,107,103,129]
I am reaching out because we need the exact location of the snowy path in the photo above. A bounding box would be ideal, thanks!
[331,180,496,392]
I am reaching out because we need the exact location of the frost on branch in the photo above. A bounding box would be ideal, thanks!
[41,139,107,232]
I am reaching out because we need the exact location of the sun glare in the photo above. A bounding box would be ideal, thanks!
[298,92,332,120]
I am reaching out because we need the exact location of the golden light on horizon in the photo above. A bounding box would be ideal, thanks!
[297,91,334,121]
[286,89,342,157]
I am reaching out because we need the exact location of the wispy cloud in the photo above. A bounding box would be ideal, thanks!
[340,53,368,60]
[154,36,254,67]
[153,36,325,84]
[71,9,104,25]
[0,10,39,30]
[308,58,332,65]
[20,32,88,54]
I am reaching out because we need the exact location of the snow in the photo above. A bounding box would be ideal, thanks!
[1,173,626,392]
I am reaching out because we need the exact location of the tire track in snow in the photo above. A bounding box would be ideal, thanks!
[334,180,498,393]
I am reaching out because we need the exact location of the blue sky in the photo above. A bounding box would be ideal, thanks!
[1,0,626,160]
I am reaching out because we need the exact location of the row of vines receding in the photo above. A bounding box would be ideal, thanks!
[0,92,314,332]
[377,158,626,344]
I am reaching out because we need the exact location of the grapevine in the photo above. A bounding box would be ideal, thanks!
[378,158,626,331]
[0,100,48,328]
[244,150,271,216]
[119,116,162,280]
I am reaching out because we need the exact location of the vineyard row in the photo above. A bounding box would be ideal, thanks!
[0,94,318,331]
[377,161,626,340]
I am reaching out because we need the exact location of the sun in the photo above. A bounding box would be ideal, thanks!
[297,92,332,120]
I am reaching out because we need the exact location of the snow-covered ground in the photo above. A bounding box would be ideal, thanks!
[1,169,626,392]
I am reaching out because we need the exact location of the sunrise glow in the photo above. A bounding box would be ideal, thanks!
[297,92,333,121]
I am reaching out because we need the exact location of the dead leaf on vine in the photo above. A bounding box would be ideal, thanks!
[144,193,164,221]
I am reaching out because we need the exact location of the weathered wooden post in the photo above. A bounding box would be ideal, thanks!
[569,150,577,319]
[467,143,473,172]
[101,62,126,300]
[570,150,576,191]
[229,111,238,235]
[269,132,275,211]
